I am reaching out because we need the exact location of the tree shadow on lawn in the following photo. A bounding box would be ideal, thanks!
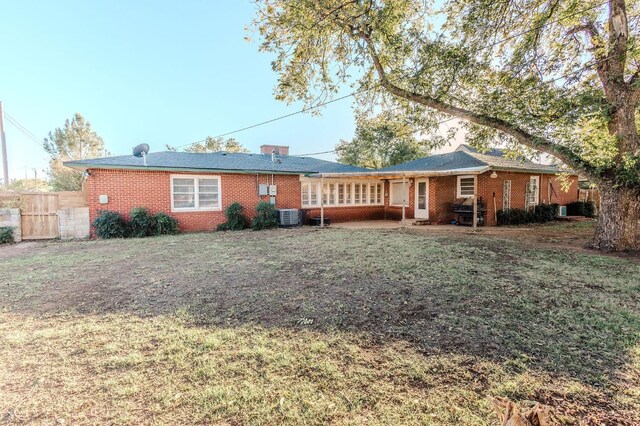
[2,228,639,388]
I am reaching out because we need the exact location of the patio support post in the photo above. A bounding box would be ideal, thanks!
[473,174,478,230]
[402,174,406,227]
[320,176,325,228]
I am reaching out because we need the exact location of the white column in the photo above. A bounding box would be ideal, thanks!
[402,174,406,226]
[320,176,325,228]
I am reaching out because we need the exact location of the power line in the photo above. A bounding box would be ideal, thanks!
[3,112,41,143]
[173,89,370,149]
[174,1,607,150]
[291,149,337,157]
[3,112,43,148]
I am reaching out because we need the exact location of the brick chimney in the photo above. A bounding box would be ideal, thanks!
[260,145,289,156]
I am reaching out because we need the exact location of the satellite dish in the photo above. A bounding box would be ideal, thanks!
[132,143,150,166]
[133,143,150,158]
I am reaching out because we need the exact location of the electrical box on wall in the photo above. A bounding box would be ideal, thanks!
[269,196,276,205]
[258,184,269,196]
[269,185,277,195]
[99,194,109,204]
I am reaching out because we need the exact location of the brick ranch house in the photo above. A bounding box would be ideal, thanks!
[64,144,579,232]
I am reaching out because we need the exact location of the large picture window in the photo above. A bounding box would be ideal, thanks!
[301,180,383,207]
[171,175,221,211]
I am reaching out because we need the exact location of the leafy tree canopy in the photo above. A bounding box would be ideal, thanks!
[253,0,640,251]
[5,177,51,192]
[336,113,431,168]
[166,136,250,153]
[44,113,108,191]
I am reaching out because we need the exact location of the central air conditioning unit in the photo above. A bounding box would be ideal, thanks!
[277,209,299,227]
[558,205,568,217]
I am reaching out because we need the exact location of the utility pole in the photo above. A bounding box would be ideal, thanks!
[0,101,8,187]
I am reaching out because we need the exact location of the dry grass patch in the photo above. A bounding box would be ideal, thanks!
[1,226,639,424]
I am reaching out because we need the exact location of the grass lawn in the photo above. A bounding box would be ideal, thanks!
[1,224,639,425]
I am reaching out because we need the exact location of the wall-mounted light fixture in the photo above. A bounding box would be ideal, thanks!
[490,171,498,179]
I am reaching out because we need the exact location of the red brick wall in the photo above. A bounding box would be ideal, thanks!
[428,176,458,224]
[477,171,579,225]
[87,169,302,232]
[305,206,385,222]
[86,169,580,232]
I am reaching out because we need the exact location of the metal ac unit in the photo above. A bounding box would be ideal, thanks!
[558,205,567,217]
[277,209,299,227]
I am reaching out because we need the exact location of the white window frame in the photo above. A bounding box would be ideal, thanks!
[457,175,475,198]
[300,179,384,207]
[390,180,410,207]
[503,180,512,210]
[528,175,540,206]
[170,174,222,212]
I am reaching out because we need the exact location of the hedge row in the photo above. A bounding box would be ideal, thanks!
[566,201,596,218]
[497,204,559,226]
[217,201,278,231]
[92,208,179,239]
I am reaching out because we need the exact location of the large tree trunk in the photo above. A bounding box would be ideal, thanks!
[592,186,640,251]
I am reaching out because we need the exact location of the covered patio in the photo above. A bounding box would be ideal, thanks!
[311,167,489,229]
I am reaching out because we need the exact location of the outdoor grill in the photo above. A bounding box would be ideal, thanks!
[452,197,486,226]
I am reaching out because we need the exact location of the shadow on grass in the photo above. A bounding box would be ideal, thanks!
[1,228,639,387]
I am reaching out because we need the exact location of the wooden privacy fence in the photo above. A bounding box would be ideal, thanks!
[0,191,88,240]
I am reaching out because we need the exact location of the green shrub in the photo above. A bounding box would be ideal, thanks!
[252,201,278,230]
[0,226,15,244]
[567,201,596,217]
[217,202,248,231]
[152,212,179,235]
[92,210,129,239]
[129,207,155,238]
[497,203,559,226]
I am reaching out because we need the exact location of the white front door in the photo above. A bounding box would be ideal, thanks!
[415,178,429,219]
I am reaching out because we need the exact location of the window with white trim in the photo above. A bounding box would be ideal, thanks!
[390,181,410,206]
[457,175,475,198]
[300,180,383,207]
[171,175,221,211]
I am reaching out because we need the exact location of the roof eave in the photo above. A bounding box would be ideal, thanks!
[490,165,571,175]
[63,163,308,175]
[309,166,491,178]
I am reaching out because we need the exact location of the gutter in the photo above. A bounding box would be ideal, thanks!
[309,166,491,178]
[63,162,312,176]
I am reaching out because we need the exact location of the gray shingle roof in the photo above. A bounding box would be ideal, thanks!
[64,151,368,174]
[378,150,563,174]
[464,152,563,173]
[456,143,507,157]
[379,151,487,172]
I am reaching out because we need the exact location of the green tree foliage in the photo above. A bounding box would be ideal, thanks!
[5,177,51,192]
[166,136,250,153]
[336,114,430,168]
[44,113,109,191]
[252,0,640,251]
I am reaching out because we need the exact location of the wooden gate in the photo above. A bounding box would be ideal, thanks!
[21,193,60,239]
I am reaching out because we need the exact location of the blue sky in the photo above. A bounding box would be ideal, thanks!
[1,1,465,183]
[0,0,370,181]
